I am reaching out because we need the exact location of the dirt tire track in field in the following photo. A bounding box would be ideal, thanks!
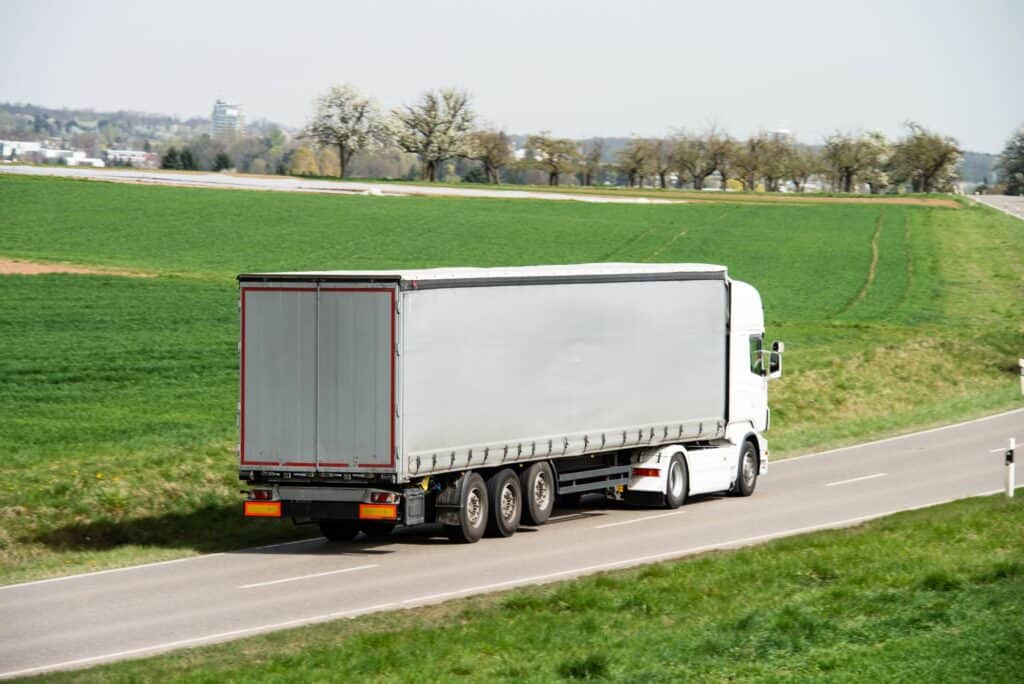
[596,224,665,261]
[642,228,688,262]
[0,259,155,278]
[838,210,883,315]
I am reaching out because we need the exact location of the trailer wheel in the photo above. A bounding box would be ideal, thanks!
[445,472,488,543]
[664,453,688,509]
[520,461,555,526]
[318,519,360,542]
[732,440,759,497]
[485,469,522,537]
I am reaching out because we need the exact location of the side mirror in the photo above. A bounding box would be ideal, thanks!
[768,340,784,379]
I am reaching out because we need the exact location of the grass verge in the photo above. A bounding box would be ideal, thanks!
[22,494,1024,682]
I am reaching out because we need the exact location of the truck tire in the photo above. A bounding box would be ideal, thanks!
[520,461,555,526]
[664,453,688,509]
[319,519,360,542]
[359,522,396,539]
[485,469,522,537]
[445,472,488,543]
[732,440,759,497]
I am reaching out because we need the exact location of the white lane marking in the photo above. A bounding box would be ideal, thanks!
[772,407,1024,465]
[3,485,1020,681]
[239,564,377,589]
[593,511,685,529]
[5,406,1020,593]
[825,472,888,487]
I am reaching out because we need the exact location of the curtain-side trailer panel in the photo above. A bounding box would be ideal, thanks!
[400,278,728,479]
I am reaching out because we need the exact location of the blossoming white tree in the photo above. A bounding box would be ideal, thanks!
[304,84,387,178]
[391,89,474,182]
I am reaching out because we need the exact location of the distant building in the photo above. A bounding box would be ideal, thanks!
[0,140,42,159]
[211,99,245,140]
[105,149,159,168]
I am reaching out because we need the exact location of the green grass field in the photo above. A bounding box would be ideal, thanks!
[1,174,1022,584]
[24,494,1024,683]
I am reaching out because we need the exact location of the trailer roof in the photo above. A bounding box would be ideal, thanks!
[238,263,728,288]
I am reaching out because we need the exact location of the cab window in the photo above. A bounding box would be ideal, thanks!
[749,334,765,375]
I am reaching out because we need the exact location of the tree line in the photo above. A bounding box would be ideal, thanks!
[299,83,969,194]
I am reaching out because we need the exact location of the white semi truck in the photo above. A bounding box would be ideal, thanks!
[238,263,782,543]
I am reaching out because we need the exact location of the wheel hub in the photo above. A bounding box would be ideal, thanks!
[466,488,483,526]
[500,483,517,521]
[534,472,550,510]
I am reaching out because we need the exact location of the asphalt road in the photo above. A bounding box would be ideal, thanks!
[0,165,682,204]
[1,408,1022,678]
[973,194,1024,221]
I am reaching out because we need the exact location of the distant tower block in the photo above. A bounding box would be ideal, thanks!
[211,99,245,140]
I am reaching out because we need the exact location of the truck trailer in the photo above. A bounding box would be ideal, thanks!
[238,263,782,543]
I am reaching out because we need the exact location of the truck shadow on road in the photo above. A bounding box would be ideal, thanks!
[30,494,724,556]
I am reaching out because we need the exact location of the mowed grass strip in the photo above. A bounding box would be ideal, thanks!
[0,175,1021,583]
[22,495,1024,683]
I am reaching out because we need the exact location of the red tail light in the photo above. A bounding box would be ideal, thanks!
[249,489,273,501]
[370,491,398,504]
[632,467,660,478]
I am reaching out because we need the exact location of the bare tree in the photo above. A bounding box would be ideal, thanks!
[391,88,474,182]
[785,145,821,192]
[527,131,577,186]
[649,137,674,189]
[715,136,738,190]
[822,131,878,192]
[734,134,767,191]
[889,122,961,193]
[616,138,652,187]
[467,129,512,184]
[672,128,730,190]
[304,84,387,178]
[761,135,792,192]
[579,138,604,186]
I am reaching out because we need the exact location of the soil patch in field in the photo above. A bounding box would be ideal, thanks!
[0,258,155,277]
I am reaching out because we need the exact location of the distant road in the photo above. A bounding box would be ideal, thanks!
[973,194,1024,220]
[0,164,683,205]
[1,408,1021,679]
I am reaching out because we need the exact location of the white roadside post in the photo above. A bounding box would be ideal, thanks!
[1019,359,1024,397]
[990,438,1016,498]
[1007,438,1016,499]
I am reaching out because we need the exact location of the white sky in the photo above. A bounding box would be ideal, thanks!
[2,0,1021,152]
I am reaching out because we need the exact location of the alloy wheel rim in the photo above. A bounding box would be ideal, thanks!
[742,451,756,485]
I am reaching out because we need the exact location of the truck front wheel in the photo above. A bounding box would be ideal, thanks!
[319,519,360,542]
[732,441,759,497]
[445,472,488,543]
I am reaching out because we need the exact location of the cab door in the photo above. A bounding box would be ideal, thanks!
[729,281,768,432]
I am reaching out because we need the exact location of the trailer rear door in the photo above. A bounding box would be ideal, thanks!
[241,283,395,471]
[317,286,395,469]
[241,287,318,468]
